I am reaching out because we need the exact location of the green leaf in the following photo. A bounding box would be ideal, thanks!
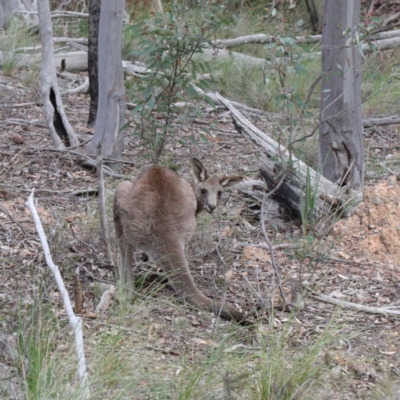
[200,133,209,144]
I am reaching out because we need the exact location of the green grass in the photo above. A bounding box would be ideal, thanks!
[11,297,343,399]
[362,49,400,115]
[0,19,36,75]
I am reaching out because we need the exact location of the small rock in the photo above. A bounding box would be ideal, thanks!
[373,197,383,205]
[387,175,397,186]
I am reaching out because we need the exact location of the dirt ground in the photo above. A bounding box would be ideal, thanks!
[1,66,400,399]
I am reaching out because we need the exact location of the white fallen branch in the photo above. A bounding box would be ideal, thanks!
[363,115,400,127]
[26,190,89,397]
[54,37,89,45]
[194,87,287,120]
[366,29,400,40]
[213,33,322,48]
[310,292,400,317]
[213,34,275,48]
[15,10,89,19]
[382,11,400,27]
[212,30,400,49]
[198,48,271,68]
[62,77,89,95]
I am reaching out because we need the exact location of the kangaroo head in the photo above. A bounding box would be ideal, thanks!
[190,158,243,214]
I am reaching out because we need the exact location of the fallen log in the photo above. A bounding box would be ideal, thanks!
[212,30,400,49]
[363,115,400,127]
[214,92,363,228]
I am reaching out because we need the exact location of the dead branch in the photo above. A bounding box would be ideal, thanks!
[382,11,400,27]
[363,115,400,127]
[214,91,363,223]
[26,190,89,397]
[212,30,400,49]
[260,174,288,306]
[62,77,89,95]
[96,144,113,264]
[310,292,400,317]
[198,48,271,68]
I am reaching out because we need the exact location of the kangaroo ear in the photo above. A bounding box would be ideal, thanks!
[190,158,208,182]
[219,176,243,188]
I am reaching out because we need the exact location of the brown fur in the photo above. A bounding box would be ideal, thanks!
[113,158,245,322]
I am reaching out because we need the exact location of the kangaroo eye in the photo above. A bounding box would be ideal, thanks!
[201,189,207,195]
[218,191,222,197]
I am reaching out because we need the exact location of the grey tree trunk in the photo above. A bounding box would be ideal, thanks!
[319,0,363,190]
[85,0,126,162]
[304,0,319,33]
[87,0,101,128]
[37,0,79,150]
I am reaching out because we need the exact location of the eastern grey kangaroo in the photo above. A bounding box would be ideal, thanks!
[113,158,245,322]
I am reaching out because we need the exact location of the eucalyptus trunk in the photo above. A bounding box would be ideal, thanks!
[85,0,126,163]
[319,0,363,190]
[87,0,101,128]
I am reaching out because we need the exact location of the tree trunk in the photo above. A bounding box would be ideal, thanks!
[85,0,126,163]
[304,0,319,33]
[319,0,363,190]
[37,0,79,150]
[87,0,101,128]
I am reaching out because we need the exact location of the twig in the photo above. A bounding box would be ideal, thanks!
[382,11,400,27]
[309,290,400,317]
[301,75,321,117]
[0,205,34,238]
[236,241,298,251]
[81,265,115,285]
[212,215,232,328]
[96,144,113,264]
[260,173,288,306]
[26,190,89,397]
[61,77,89,95]
[231,267,267,306]
[68,223,98,253]
[0,102,41,108]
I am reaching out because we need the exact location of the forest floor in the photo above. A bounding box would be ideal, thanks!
[1,64,400,399]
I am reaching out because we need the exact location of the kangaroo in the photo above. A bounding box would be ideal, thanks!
[113,158,245,322]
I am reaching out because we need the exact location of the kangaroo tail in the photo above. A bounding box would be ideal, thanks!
[157,252,247,324]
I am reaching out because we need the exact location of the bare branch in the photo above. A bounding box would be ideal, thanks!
[96,144,113,264]
[310,291,400,317]
[26,190,89,397]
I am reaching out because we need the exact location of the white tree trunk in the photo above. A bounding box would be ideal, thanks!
[85,0,126,162]
[37,0,79,149]
[319,0,363,190]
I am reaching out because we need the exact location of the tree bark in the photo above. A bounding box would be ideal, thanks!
[304,0,319,33]
[87,0,101,128]
[85,0,126,162]
[319,0,363,190]
[37,0,79,150]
